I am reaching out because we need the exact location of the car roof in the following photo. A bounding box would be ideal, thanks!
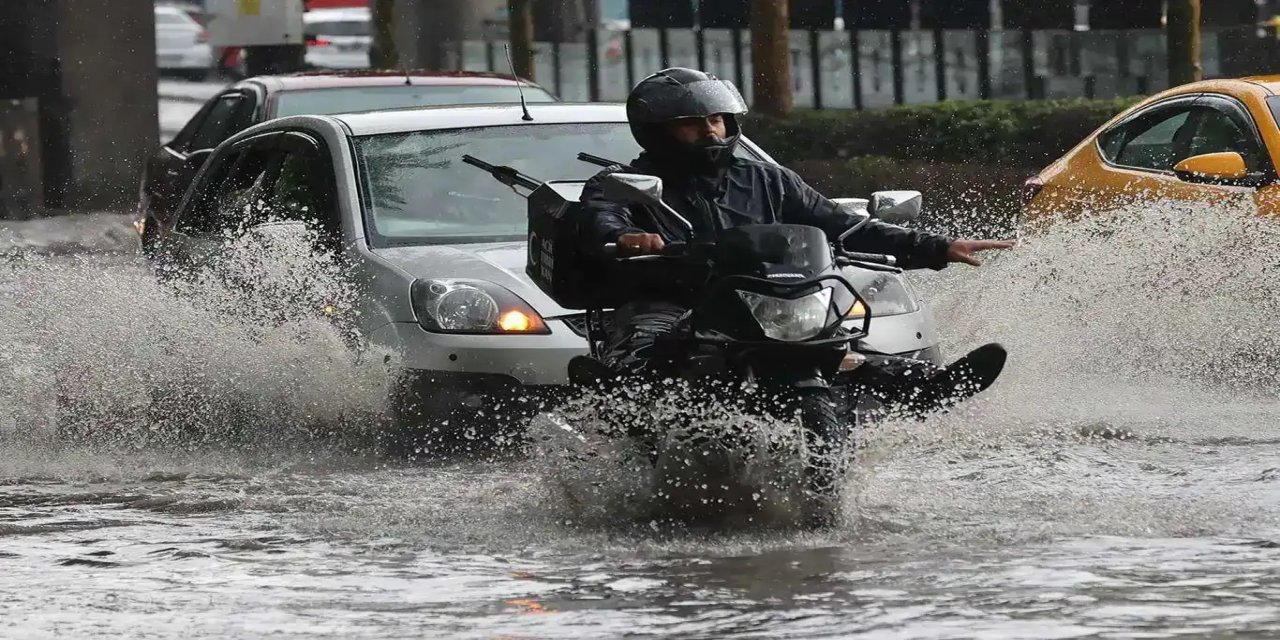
[246,70,548,93]
[1240,75,1280,95]
[330,102,628,136]
[1147,76,1280,100]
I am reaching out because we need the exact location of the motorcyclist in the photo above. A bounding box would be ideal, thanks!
[579,67,1014,415]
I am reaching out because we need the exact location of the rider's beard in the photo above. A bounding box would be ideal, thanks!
[659,136,736,177]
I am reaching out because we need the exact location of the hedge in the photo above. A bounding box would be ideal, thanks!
[743,96,1141,170]
[741,97,1142,234]
[791,156,1030,237]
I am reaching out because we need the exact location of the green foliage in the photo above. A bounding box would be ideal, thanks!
[744,97,1141,169]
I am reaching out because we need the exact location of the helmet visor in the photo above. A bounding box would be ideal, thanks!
[630,78,748,123]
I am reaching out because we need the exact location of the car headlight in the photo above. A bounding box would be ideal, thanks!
[841,268,919,319]
[410,279,549,334]
[737,287,833,342]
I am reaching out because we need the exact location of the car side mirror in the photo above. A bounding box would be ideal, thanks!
[182,148,215,175]
[869,190,923,224]
[598,172,694,233]
[1173,151,1265,186]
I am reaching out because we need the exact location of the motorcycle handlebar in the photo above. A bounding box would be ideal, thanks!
[840,252,897,266]
[599,240,897,270]
[601,241,689,261]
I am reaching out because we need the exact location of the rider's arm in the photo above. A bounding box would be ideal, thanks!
[776,165,953,270]
[579,166,648,252]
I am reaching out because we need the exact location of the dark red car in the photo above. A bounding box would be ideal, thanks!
[137,69,557,253]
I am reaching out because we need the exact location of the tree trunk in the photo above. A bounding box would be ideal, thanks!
[1168,0,1203,86]
[245,45,305,76]
[750,0,791,117]
[414,0,467,70]
[369,0,399,68]
[533,0,590,42]
[508,0,536,81]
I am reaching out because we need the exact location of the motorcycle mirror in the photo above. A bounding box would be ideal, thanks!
[869,190,923,224]
[600,172,665,205]
[599,172,695,233]
[831,197,870,217]
[837,211,873,244]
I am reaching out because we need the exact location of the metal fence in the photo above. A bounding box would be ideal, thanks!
[444,26,1244,108]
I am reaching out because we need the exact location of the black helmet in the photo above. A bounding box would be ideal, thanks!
[626,67,748,174]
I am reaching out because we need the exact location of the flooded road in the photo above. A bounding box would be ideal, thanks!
[4,203,1280,638]
[5,432,1278,638]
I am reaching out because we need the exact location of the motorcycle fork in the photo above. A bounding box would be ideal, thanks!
[730,346,842,390]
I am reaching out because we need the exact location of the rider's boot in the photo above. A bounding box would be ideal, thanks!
[842,343,1007,418]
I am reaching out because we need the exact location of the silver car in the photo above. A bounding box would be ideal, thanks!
[304,7,372,70]
[155,4,215,74]
[153,103,942,438]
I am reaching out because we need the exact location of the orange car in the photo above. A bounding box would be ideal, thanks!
[1022,76,1280,226]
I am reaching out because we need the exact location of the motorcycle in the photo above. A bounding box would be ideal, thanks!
[563,172,917,527]
[461,156,1003,526]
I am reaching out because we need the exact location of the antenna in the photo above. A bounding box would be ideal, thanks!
[503,44,534,122]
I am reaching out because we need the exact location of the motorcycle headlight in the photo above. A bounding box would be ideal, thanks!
[410,279,549,334]
[841,268,919,319]
[737,287,833,342]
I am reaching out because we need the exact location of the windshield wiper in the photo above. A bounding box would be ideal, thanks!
[461,154,544,195]
[576,152,630,170]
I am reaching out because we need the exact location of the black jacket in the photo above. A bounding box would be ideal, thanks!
[580,153,953,271]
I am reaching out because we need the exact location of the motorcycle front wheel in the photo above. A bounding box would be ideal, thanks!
[797,386,851,528]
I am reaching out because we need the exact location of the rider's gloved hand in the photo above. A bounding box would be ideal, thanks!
[946,239,1017,266]
[618,232,666,256]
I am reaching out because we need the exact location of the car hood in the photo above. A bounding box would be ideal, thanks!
[370,241,575,318]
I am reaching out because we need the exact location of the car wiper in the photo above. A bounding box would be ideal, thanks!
[576,152,630,170]
[461,154,543,195]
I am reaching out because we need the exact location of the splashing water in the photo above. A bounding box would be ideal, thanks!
[916,198,1280,431]
[0,231,396,453]
[534,350,936,531]
[845,198,1280,545]
[527,199,1280,537]
[1,200,1277,533]
[530,380,825,531]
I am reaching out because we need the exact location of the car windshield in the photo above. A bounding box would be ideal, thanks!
[1268,96,1280,134]
[354,122,644,246]
[273,85,557,117]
